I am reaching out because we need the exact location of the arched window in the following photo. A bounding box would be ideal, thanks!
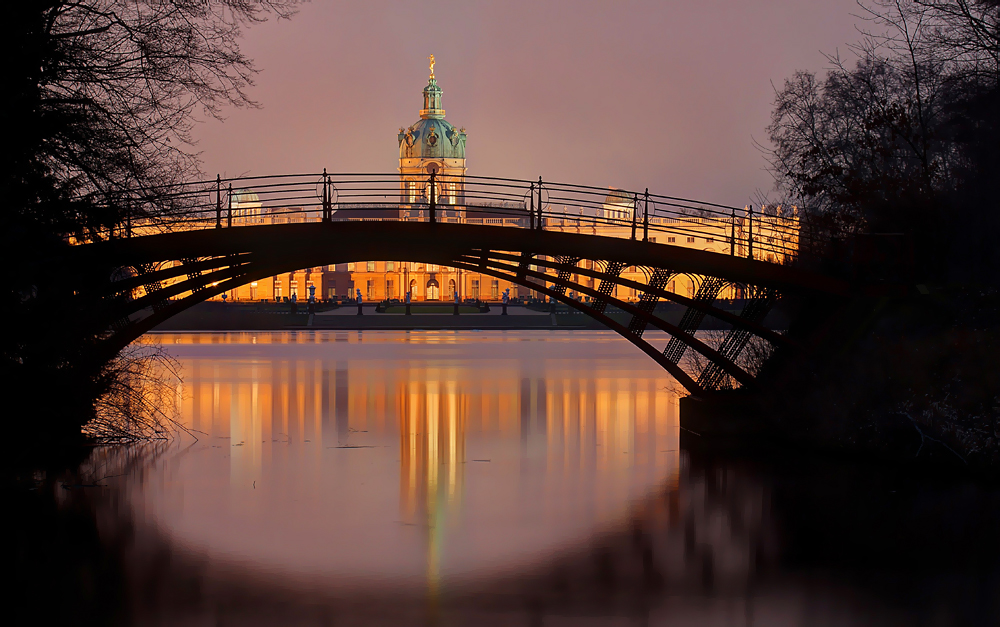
[448,279,456,299]
[426,279,440,300]
[409,279,418,298]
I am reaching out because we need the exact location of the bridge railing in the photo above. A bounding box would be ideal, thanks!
[87,172,816,264]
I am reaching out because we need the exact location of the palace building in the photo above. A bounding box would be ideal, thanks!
[211,58,797,304]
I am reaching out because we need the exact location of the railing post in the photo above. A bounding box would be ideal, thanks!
[631,192,638,240]
[227,183,233,228]
[215,175,222,229]
[643,189,649,242]
[529,182,535,230]
[730,207,736,256]
[537,176,543,231]
[429,170,437,223]
[747,204,753,260]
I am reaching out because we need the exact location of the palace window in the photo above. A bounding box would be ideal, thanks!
[348,262,356,271]
[366,279,374,300]
[387,280,395,299]
[427,263,439,272]
[290,280,298,298]
[686,237,695,243]
[471,280,480,299]
[386,261,395,271]
[667,237,676,243]
[367,261,376,272]
[491,280,499,299]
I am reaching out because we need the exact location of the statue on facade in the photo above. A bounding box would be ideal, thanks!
[401,127,415,157]
[428,54,435,79]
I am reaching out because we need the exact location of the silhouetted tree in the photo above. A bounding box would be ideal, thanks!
[1,1,295,446]
[766,0,999,282]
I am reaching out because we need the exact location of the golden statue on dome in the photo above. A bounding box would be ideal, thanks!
[428,54,435,79]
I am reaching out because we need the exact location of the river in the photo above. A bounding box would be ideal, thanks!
[14,330,1000,625]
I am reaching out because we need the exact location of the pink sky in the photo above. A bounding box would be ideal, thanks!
[193,0,863,207]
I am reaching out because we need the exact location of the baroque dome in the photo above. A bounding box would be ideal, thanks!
[398,118,466,160]
[398,69,466,161]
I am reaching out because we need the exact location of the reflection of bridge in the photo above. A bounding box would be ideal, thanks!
[71,173,852,395]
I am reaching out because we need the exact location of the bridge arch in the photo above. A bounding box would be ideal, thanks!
[76,220,848,396]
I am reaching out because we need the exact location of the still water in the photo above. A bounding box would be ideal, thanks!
[145,330,680,589]
[36,331,1000,625]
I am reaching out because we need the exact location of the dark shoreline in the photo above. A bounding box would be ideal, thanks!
[149,301,790,332]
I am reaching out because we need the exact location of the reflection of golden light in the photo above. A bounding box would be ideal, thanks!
[397,371,468,604]
[165,331,682,593]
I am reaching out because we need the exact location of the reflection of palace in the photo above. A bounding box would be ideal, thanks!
[212,59,797,303]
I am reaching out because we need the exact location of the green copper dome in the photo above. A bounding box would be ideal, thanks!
[399,74,466,160]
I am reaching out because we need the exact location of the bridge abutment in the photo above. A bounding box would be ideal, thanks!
[679,394,768,444]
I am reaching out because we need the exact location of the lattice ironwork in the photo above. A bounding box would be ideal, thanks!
[662,276,727,363]
[627,268,674,338]
[593,261,626,314]
[134,262,170,312]
[182,258,208,294]
[697,286,778,391]
[550,256,580,296]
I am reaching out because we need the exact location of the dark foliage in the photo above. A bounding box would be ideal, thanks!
[0,1,294,443]
[767,0,1000,284]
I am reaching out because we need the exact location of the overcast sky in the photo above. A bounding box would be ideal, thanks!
[193,0,865,207]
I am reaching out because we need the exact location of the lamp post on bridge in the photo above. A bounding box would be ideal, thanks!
[216,175,222,229]
[322,168,331,222]
[537,176,544,230]
[643,189,649,242]
[529,182,535,230]
[428,170,437,224]
[631,192,638,240]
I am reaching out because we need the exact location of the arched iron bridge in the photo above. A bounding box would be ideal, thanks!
[69,172,852,397]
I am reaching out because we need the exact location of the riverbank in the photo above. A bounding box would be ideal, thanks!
[150,300,791,332]
[683,289,1000,479]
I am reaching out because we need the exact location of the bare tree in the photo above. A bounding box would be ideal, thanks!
[765,0,1000,280]
[2,1,298,443]
[4,0,297,237]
